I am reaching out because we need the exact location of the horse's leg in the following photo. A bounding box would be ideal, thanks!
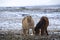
[41,28,44,35]
[23,28,28,36]
[45,28,48,35]
[23,29,26,36]
[27,29,29,35]
[32,28,34,35]
[35,29,40,35]
[46,30,48,35]
[24,29,29,36]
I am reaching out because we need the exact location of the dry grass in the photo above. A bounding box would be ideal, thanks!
[0,30,60,40]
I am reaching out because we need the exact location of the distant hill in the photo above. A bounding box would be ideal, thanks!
[25,5,60,9]
[0,5,60,12]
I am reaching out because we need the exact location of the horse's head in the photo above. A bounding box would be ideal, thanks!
[40,16,48,22]
[27,16,32,22]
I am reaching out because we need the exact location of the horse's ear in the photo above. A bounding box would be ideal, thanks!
[27,16,28,17]
[30,16,32,18]
[30,16,31,17]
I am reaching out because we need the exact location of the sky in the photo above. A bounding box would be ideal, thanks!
[0,0,60,7]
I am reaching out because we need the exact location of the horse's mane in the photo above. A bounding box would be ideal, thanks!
[35,16,49,33]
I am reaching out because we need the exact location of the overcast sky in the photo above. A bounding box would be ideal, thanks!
[0,0,60,7]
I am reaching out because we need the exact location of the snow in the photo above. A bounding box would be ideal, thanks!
[0,11,60,31]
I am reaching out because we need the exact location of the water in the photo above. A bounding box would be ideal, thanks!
[0,8,60,31]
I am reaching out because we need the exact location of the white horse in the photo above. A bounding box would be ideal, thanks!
[22,16,34,36]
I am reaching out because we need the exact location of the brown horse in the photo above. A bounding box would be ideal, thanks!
[22,16,34,36]
[34,16,49,35]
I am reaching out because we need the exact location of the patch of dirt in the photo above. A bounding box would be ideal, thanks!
[0,30,60,40]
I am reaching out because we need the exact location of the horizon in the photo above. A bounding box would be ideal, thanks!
[0,5,60,7]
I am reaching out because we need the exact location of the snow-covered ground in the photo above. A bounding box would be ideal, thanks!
[0,11,60,31]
